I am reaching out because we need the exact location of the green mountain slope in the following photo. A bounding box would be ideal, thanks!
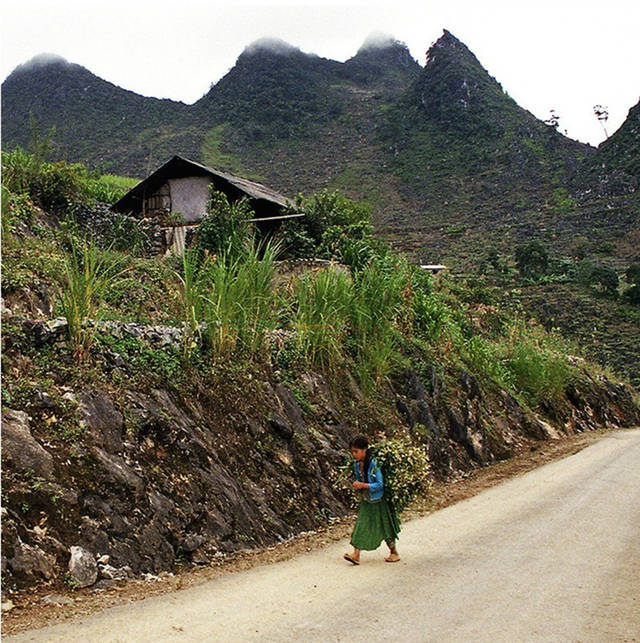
[2,32,637,269]
[1,54,199,173]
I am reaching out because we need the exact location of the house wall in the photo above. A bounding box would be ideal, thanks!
[168,176,212,223]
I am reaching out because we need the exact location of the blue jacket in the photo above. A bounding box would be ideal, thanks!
[354,458,384,502]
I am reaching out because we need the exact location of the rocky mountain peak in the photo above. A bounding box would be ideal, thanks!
[6,53,74,79]
[240,37,304,59]
[356,32,400,53]
[425,29,479,68]
[411,28,517,136]
[344,33,420,89]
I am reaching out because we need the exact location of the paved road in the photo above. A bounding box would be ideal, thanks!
[10,429,640,642]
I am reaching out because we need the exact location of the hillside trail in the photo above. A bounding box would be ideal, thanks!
[8,429,640,642]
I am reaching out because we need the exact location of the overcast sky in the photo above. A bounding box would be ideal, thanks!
[2,0,639,146]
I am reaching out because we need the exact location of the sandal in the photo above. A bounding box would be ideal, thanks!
[384,553,400,563]
[343,553,360,565]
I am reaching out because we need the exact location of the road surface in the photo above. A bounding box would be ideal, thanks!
[9,429,640,642]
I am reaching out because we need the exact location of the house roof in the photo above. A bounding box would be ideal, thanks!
[112,155,292,213]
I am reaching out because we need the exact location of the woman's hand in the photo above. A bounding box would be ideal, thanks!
[353,481,368,490]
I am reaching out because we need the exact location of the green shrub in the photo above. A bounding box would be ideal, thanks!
[505,338,572,401]
[282,189,373,263]
[588,265,619,298]
[196,187,253,259]
[2,148,136,214]
[575,258,596,285]
[625,264,640,285]
[623,284,640,305]
[462,335,512,388]
[299,189,372,244]
[515,241,549,279]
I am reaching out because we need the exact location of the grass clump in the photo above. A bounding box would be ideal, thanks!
[200,242,279,359]
[60,240,127,362]
[292,265,354,369]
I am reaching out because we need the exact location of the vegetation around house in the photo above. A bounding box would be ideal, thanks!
[2,150,611,406]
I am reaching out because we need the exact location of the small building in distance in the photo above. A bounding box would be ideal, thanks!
[111,155,301,255]
[419,264,447,274]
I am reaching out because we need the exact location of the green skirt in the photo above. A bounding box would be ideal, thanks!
[350,497,401,551]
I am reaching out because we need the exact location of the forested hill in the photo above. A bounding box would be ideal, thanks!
[2,32,638,266]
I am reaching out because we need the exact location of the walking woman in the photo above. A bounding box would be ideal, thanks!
[343,435,401,565]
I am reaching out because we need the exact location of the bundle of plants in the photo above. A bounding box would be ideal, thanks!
[371,439,431,512]
[336,438,431,513]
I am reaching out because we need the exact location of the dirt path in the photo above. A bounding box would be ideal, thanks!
[6,428,640,642]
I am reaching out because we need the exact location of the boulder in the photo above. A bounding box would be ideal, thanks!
[1,408,54,478]
[7,541,56,581]
[68,546,98,588]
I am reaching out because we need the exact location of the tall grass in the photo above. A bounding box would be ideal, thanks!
[460,321,573,404]
[350,257,413,390]
[503,324,573,402]
[293,266,354,369]
[203,241,279,358]
[60,241,126,362]
[177,248,213,358]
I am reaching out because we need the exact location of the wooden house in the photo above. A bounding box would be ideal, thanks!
[111,155,302,254]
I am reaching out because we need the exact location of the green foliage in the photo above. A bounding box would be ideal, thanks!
[623,284,640,306]
[588,265,619,298]
[371,439,430,512]
[196,187,253,259]
[462,335,513,387]
[177,248,212,358]
[2,148,136,214]
[1,187,18,246]
[568,235,591,260]
[292,266,354,369]
[201,123,246,174]
[505,337,572,401]
[626,264,640,285]
[551,187,575,214]
[412,290,448,342]
[203,47,344,143]
[60,240,127,362]
[460,321,573,403]
[575,258,596,285]
[99,333,183,384]
[301,190,371,243]
[279,217,316,258]
[2,148,82,213]
[283,190,374,266]
[479,248,509,277]
[350,256,412,390]
[202,241,279,358]
[515,241,549,279]
[83,174,137,203]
